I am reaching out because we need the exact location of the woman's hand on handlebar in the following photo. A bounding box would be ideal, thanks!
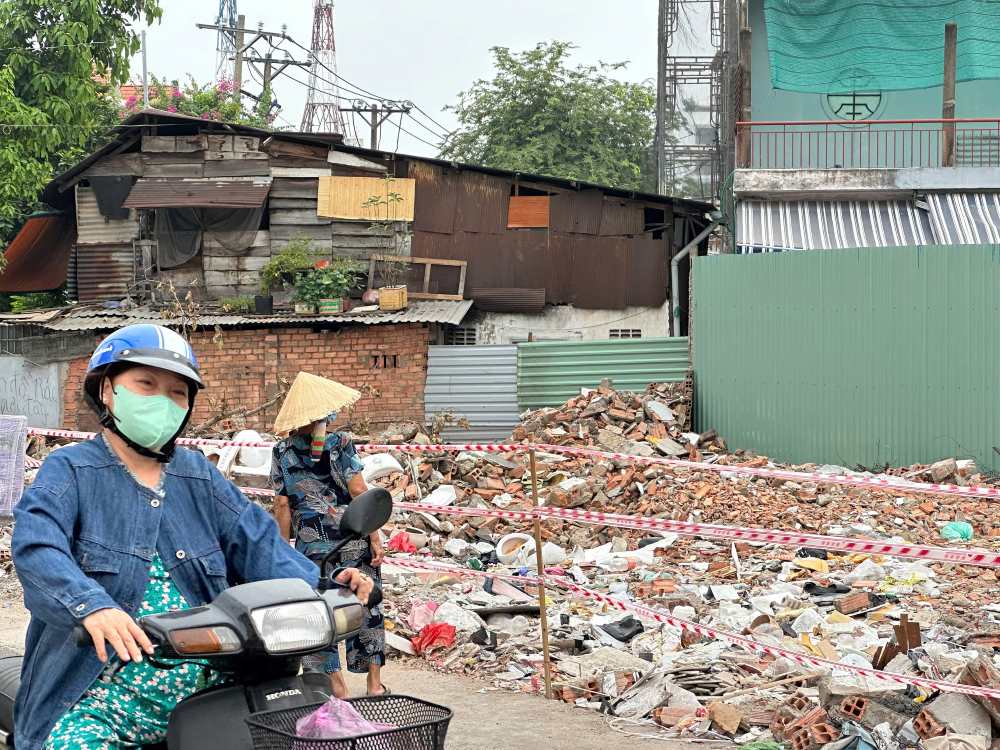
[82,608,156,663]
[334,568,374,606]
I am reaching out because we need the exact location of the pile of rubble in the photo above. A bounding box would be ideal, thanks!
[363,381,1000,745]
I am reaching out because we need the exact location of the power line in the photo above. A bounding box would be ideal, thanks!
[0,40,115,53]
[268,36,452,141]
[280,70,442,151]
[404,110,450,141]
[411,104,451,136]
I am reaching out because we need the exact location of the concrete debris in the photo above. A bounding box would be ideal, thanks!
[20,382,1000,744]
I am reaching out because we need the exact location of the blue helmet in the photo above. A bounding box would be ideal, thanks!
[84,324,204,413]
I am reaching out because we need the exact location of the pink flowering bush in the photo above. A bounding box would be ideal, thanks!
[120,74,272,128]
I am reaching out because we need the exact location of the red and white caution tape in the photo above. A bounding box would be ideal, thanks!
[27,428,1000,501]
[239,489,999,570]
[533,506,1000,569]
[234,491,1000,568]
[365,442,1000,502]
[385,556,1000,701]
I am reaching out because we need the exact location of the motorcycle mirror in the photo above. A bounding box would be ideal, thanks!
[338,487,393,538]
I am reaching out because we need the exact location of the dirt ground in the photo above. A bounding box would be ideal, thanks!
[0,596,714,750]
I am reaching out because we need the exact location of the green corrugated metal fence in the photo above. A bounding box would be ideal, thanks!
[693,244,1000,471]
[517,338,689,410]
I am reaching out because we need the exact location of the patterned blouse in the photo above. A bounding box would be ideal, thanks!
[270,433,366,560]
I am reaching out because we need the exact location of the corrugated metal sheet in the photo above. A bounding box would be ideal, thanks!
[0,214,74,292]
[625,238,669,308]
[737,199,933,253]
[551,190,603,234]
[517,337,689,409]
[417,229,669,310]
[600,199,644,236]
[74,244,135,302]
[455,172,510,233]
[571,236,628,309]
[410,161,457,234]
[470,288,546,313]
[76,186,139,245]
[42,299,473,331]
[426,345,519,441]
[123,179,271,209]
[317,176,415,220]
[693,244,1000,472]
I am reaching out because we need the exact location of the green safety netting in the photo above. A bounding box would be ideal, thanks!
[763,0,1000,93]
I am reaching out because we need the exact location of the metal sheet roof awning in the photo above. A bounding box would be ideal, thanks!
[0,214,74,292]
[737,199,933,254]
[926,193,1000,245]
[122,179,271,209]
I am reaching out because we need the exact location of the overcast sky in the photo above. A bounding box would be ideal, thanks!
[129,1,709,155]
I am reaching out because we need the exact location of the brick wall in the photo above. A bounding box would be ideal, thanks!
[63,323,432,433]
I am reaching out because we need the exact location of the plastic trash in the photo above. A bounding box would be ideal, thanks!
[406,600,439,632]
[387,532,417,554]
[600,615,644,642]
[423,485,458,507]
[410,622,457,655]
[791,608,825,635]
[432,601,488,635]
[846,559,886,584]
[941,521,974,541]
[296,696,395,739]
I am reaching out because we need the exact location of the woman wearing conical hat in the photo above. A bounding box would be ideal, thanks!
[270,372,388,698]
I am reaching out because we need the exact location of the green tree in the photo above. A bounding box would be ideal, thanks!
[121,75,274,128]
[440,41,656,191]
[0,0,162,247]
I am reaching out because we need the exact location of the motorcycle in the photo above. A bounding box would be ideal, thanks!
[0,487,394,749]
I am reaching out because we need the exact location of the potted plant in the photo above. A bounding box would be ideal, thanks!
[373,256,410,311]
[363,181,411,311]
[308,259,366,314]
[259,239,318,308]
[293,270,321,315]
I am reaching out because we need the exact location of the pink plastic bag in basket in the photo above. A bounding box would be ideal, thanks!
[296,697,396,740]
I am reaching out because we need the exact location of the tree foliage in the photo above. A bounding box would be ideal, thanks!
[121,75,274,128]
[0,1,162,246]
[440,41,656,191]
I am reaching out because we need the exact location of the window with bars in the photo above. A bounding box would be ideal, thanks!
[609,328,642,339]
[444,326,478,346]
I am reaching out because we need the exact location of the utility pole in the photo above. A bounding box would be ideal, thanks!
[339,101,411,149]
[196,19,310,109]
[233,14,246,94]
[942,22,958,167]
[141,30,149,108]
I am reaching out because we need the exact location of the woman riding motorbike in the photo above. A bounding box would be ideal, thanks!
[12,325,373,749]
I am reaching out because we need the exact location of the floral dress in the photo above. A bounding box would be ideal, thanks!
[43,552,220,748]
[270,433,385,674]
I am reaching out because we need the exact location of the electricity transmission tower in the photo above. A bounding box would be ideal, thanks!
[214,0,238,81]
[301,0,346,134]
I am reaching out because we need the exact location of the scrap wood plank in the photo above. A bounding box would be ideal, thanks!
[368,254,467,301]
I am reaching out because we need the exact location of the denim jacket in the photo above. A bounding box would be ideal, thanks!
[12,437,319,749]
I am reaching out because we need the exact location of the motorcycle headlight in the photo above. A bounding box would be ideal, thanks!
[250,601,332,654]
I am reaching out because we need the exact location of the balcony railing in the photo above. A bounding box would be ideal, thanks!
[736,118,1000,170]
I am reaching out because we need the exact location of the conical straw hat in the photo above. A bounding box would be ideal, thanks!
[273,372,362,436]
